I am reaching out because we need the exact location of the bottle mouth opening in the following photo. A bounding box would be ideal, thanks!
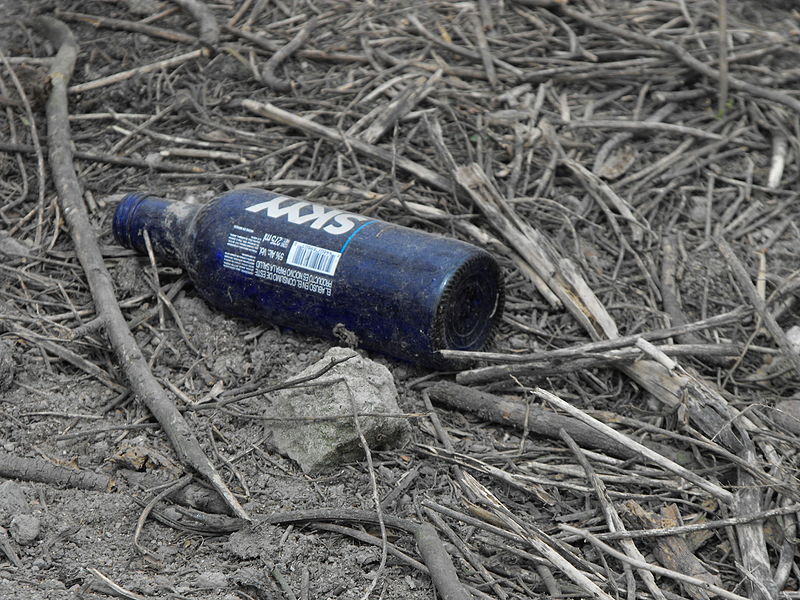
[433,255,504,354]
[112,193,151,249]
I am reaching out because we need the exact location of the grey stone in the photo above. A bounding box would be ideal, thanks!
[787,325,800,345]
[0,232,31,258]
[10,513,40,545]
[267,347,411,473]
[772,400,800,435]
[688,196,709,225]
[40,579,65,590]
[0,481,28,526]
[196,571,228,589]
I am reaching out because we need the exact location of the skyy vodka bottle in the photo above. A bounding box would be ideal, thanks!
[113,188,504,367]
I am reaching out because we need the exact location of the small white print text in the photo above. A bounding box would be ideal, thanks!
[255,261,333,296]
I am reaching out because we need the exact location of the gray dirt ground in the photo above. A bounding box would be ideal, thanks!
[2,1,800,599]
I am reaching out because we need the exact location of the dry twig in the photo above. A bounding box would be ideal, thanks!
[535,388,735,504]
[32,15,248,520]
[260,16,318,92]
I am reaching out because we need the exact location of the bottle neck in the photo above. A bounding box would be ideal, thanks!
[113,194,198,265]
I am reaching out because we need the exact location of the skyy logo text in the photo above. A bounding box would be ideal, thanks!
[245,196,369,235]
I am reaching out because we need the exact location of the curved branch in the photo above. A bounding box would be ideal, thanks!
[31,15,247,521]
[169,0,219,48]
[260,16,318,92]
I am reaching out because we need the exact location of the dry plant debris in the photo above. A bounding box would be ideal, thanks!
[1,1,800,599]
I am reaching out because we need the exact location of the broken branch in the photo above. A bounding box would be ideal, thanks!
[33,15,248,520]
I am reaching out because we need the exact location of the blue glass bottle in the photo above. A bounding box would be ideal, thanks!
[113,189,504,367]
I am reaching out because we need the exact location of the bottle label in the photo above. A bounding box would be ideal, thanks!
[219,194,378,297]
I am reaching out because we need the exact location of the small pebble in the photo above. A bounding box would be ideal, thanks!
[786,326,800,352]
[41,579,65,590]
[10,514,40,545]
[0,233,31,258]
[0,481,28,525]
[196,571,228,589]
[688,196,709,225]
